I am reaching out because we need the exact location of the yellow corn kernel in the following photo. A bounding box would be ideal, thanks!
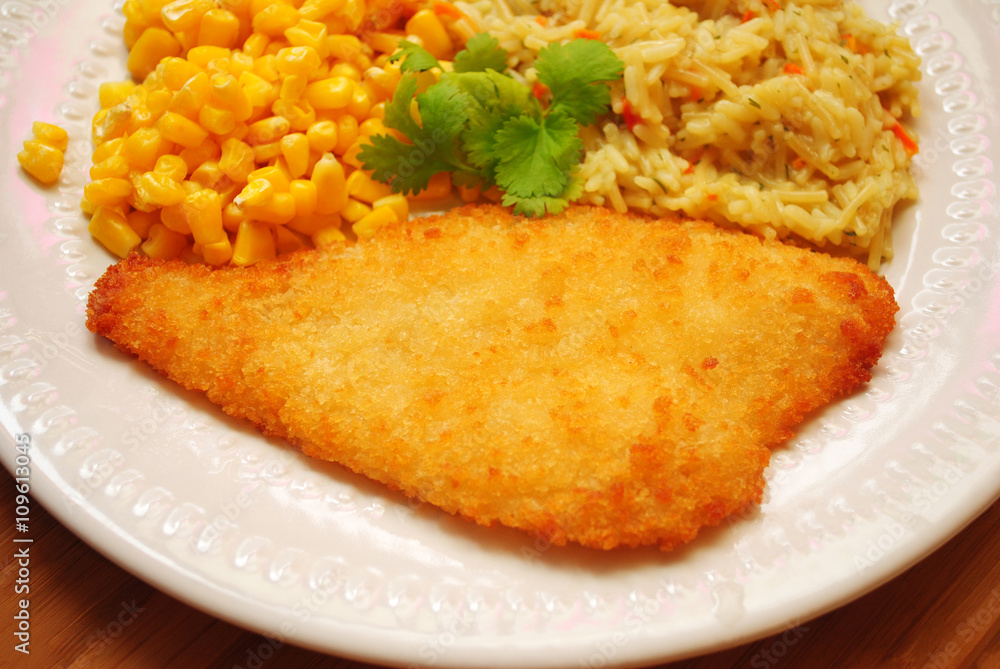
[311,153,347,214]
[369,31,402,55]
[168,71,211,118]
[288,178,317,216]
[252,3,299,37]
[30,120,67,150]
[178,137,220,171]
[357,117,389,144]
[368,101,385,120]
[141,222,189,259]
[198,104,237,136]
[226,51,255,78]
[252,141,282,162]
[159,202,191,234]
[405,9,453,60]
[161,0,214,32]
[248,165,291,192]
[275,46,321,77]
[334,114,359,155]
[246,115,290,145]
[200,234,233,265]
[92,136,126,163]
[279,74,307,101]
[409,171,453,200]
[373,193,408,222]
[156,112,209,148]
[183,189,225,244]
[89,206,142,258]
[272,99,315,133]
[279,133,309,178]
[153,154,188,181]
[219,138,255,182]
[123,127,170,170]
[339,197,370,223]
[284,211,338,235]
[326,30,368,63]
[242,31,270,58]
[457,183,480,203]
[222,200,246,231]
[235,179,274,208]
[100,81,137,110]
[305,119,337,152]
[161,57,205,90]
[312,224,346,248]
[304,77,352,110]
[232,220,276,265]
[239,70,278,108]
[186,45,233,69]
[190,159,224,189]
[210,73,253,122]
[299,0,345,20]
[125,104,157,134]
[198,8,240,47]
[285,19,328,56]
[136,171,187,207]
[17,140,64,185]
[90,154,130,180]
[127,209,160,238]
[274,225,309,255]
[345,84,372,119]
[341,138,365,170]
[127,28,183,80]
[340,0,364,29]
[362,66,400,102]
[84,177,132,206]
[352,203,398,240]
[345,169,393,204]
[244,191,296,224]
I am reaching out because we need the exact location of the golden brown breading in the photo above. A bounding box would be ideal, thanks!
[86,204,897,550]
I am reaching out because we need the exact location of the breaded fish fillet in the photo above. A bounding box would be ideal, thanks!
[86,204,897,550]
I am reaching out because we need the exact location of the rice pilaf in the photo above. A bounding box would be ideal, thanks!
[459,0,921,268]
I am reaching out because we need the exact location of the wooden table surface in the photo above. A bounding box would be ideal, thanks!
[3,464,1000,669]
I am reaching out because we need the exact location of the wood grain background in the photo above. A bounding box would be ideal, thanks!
[2,465,1000,669]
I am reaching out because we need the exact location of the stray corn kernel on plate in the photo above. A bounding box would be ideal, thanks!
[3,0,1000,667]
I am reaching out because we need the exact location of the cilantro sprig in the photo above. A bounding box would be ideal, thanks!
[358,33,624,217]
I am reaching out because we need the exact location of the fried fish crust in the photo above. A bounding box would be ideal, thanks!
[86,204,897,550]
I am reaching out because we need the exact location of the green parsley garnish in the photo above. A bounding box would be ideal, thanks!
[358,33,624,217]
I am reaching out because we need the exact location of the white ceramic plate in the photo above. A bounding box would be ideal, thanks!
[2,1,999,667]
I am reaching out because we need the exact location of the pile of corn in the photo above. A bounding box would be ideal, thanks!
[82,0,476,265]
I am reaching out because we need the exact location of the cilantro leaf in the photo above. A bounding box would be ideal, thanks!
[493,111,582,200]
[536,39,624,126]
[359,75,473,195]
[502,173,583,217]
[453,32,508,73]
[381,73,421,138]
[389,40,441,72]
[358,134,453,195]
[445,71,533,175]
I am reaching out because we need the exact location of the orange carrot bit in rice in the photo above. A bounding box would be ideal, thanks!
[706,193,719,202]
[891,122,919,156]
[762,0,780,11]
[783,62,805,75]
[621,99,641,132]
[682,149,705,175]
[532,81,550,102]
[741,9,756,22]
[841,33,858,51]
[433,1,467,21]
[688,85,703,102]
[790,156,807,170]
[535,15,548,26]
[572,29,602,40]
